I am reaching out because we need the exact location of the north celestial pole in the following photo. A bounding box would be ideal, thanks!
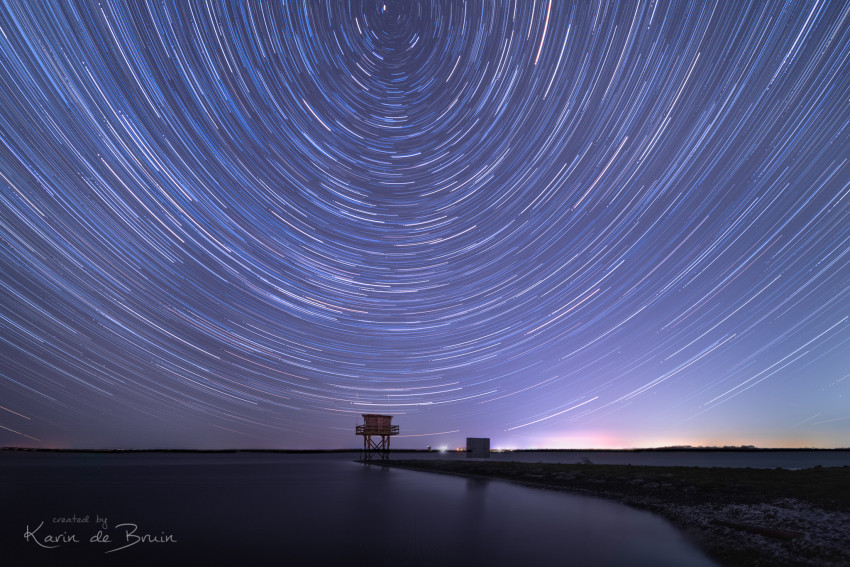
[1,1,848,449]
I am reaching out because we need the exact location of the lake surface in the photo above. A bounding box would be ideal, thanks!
[404,449,850,469]
[1,452,718,566]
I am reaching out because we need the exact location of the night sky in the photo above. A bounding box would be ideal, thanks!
[1,1,848,450]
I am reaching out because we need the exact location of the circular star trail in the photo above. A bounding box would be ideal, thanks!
[1,1,848,448]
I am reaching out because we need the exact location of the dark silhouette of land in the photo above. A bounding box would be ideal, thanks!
[381,459,850,567]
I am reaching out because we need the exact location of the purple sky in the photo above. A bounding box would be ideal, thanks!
[1,1,848,449]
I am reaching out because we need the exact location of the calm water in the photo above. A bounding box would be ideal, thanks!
[1,452,718,566]
[404,449,850,469]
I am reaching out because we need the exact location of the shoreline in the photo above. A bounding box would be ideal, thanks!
[4,446,848,453]
[379,459,850,567]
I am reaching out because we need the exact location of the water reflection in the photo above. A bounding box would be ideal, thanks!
[1,452,718,566]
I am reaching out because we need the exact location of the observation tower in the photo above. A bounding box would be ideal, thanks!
[356,414,399,461]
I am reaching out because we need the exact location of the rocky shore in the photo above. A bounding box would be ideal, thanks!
[382,459,850,567]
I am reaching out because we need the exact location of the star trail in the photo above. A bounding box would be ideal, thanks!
[1,1,848,449]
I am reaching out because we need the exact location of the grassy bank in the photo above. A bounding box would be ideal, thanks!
[381,459,850,567]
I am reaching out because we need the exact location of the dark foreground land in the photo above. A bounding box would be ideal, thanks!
[384,459,850,567]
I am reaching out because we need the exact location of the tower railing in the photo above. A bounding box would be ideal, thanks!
[355,424,399,436]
